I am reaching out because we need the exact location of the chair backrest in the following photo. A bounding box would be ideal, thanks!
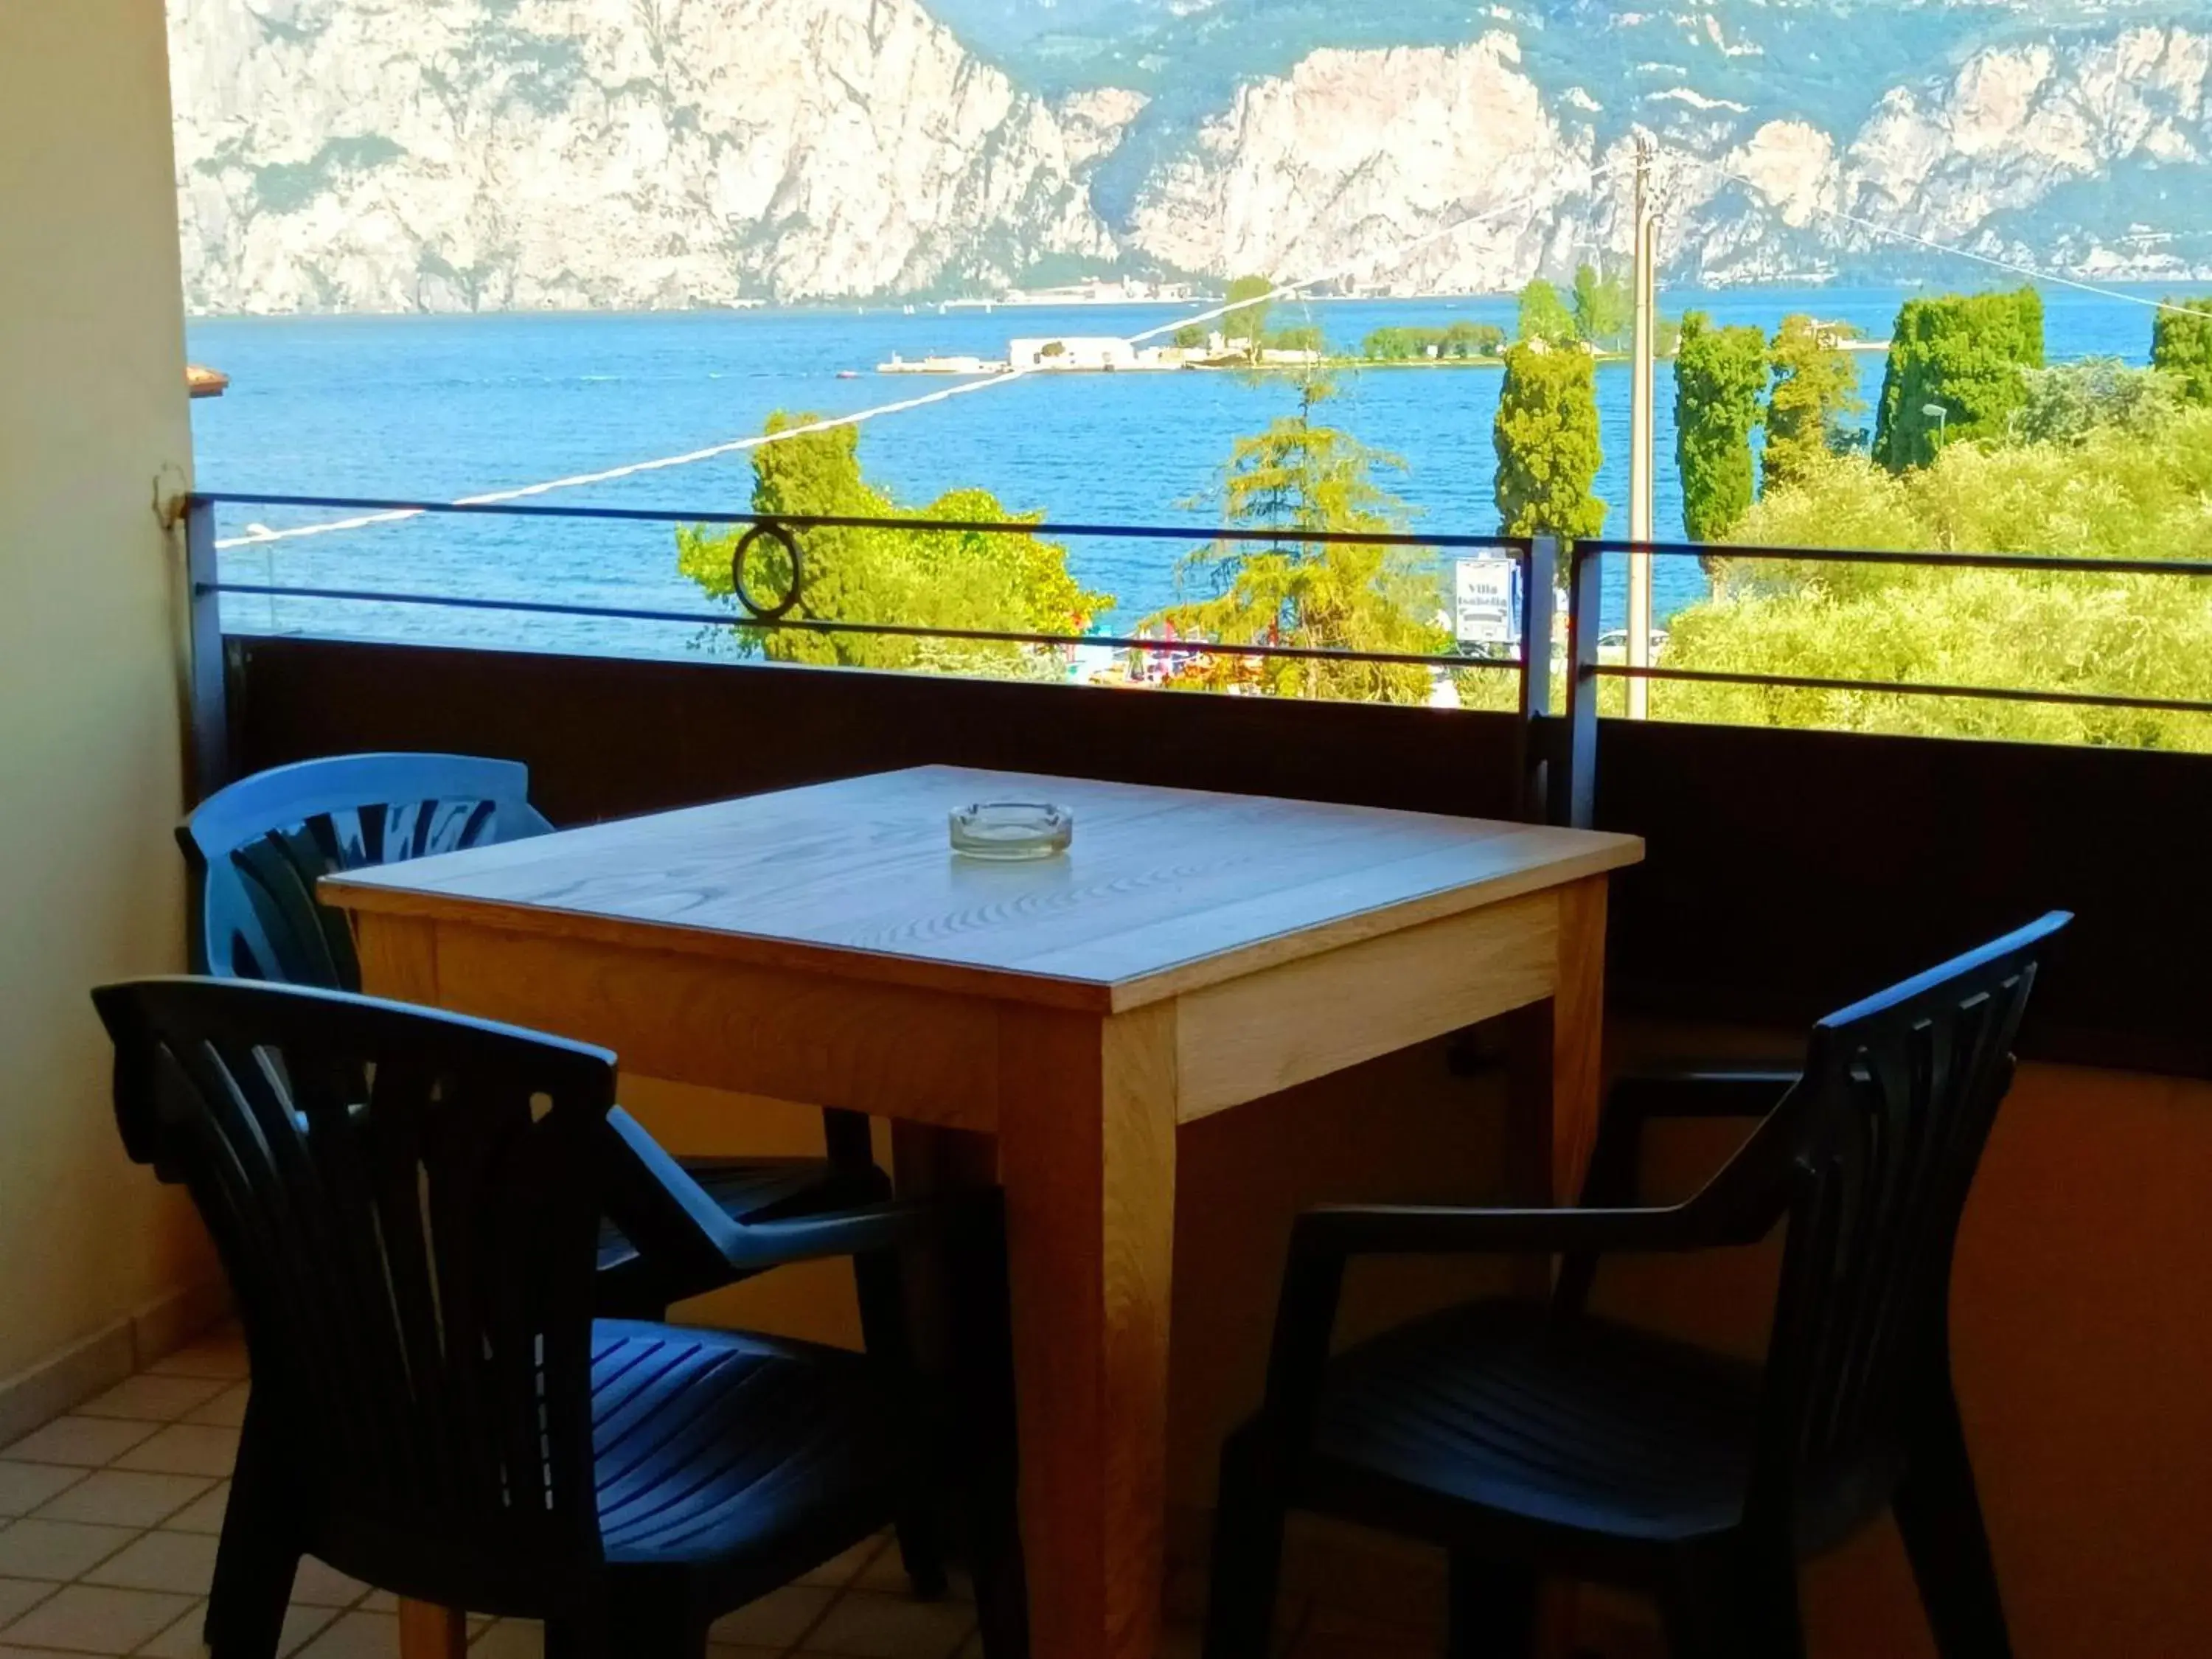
[94,976,613,1601]
[1729,911,2068,1517]
[181,754,554,989]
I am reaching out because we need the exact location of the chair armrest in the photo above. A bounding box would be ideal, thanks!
[719,1197,958,1273]
[1254,1197,1727,1439]
[1607,1068,1800,1121]
[1294,1199,1716,1262]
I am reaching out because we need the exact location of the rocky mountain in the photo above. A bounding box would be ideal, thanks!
[166,0,2212,311]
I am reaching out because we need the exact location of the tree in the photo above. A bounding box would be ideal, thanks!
[1517,278,1578,347]
[1572,262,1633,352]
[1763,313,1864,490]
[1262,323,1325,355]
[1361,321,1505,361]
[1674,313,1769,541]
[1871,288,2045,471]
[1172,324,1208,350]
[1223,274,1274,355]
[676,412,1110,677]
[1493,341,1606,539]
[1145,374,1448,703]
[2015,358,2180,446]
[1649,407,2212,749]
[2151,296,2212,406]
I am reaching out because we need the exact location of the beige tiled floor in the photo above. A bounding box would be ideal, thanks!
[0,1327,1435,1658]
[0,1327,1003,1658]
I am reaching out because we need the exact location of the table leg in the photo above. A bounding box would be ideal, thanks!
[1505,874,1610,1207]
[995,1002,1179,1659]
[1505,877,1610,1658]
[397,1598,465,1658]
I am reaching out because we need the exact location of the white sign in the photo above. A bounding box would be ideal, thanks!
[1453,557,1523,647]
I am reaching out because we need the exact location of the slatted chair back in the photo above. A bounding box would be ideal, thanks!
[1734,912,2067,1528]
[94,977,615,1605]
[181,754,554,988]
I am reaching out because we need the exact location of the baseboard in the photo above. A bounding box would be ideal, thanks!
[0,1277,230,1449]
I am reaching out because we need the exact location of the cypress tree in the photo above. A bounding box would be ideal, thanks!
[1763,314,1864,490]
[1517,278,1579,347]
[1872,287,2045,470]
[2152,296,2212,406]
[1674,312,1768,541]
[1493,341,1606,539]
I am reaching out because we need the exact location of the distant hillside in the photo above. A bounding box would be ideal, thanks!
[167,0,2212,312]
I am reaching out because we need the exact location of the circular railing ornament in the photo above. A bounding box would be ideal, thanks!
[731,521,803,621]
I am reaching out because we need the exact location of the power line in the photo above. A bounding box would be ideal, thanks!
[1671,150,2212,319]
[215,162,1627,552]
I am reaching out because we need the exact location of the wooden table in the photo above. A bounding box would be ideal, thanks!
[321,765,1642,1659]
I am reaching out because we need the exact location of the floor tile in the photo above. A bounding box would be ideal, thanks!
[129,1599,206,1658]
[111,1426,240,1480]
[468,1618,540,1657]
[0,1464,85,1519]
[83,1528,219,1596]
[1,1417,159,1469]
[0,1580,53,1627]
[159,1483,228,1537]
[851,1540,935,1596]
[295,1609,400,1658]
[802,1588,975,1658]
[182,1385,250,1431]
[0,1581,195,1652]
[707,1583,832,1649]
[147,1340,249,1382]
[291,1557,370,1609]
[0,1518,141,1581]
[74,1375,229,1425]
[800,1533,890,1589]
[32,1472,212,1530]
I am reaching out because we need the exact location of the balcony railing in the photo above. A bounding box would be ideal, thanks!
[184,493,2212,831]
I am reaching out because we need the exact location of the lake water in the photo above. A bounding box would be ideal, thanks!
[190,284,2202,658]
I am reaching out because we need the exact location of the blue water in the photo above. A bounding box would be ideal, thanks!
[189,285,2202,658]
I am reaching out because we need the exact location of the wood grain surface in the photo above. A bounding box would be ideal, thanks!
[325,767,1641,1014]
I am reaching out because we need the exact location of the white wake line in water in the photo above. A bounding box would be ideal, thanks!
[212,164,1629,552]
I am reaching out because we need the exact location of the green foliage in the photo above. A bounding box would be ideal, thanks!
[676,412,1110,678]
[1360,321,1505,361]
[1516,279,1578,347]
[1493,343,1606,540]
[1652,409,2212,748]
[1172,324,1208,350]
[1673,313,1769,542]
[1223,274,1274,349]
[1147,375,1448,703]
[1262,324,1325,355]
[2151,296,2212,406]
[1763,314,1864,491]
[1872,288,2045,471]
[1571,263,1633,352]
[2014,358,2180,446]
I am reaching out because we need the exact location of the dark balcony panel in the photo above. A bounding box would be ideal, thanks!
[229,636,1530,831]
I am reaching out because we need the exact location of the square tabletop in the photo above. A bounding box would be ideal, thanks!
[321,766,1643,1014]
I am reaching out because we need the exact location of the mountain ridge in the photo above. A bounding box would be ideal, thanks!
[166,0,2212,312]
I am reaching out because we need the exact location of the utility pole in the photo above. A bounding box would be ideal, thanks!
[1627,136,1658,720]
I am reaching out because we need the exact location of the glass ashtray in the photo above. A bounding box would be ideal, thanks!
[949,801,1074,861]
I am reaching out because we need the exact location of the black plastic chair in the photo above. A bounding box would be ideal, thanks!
[1205,912,2069,1659]
[94,976,1027,1659]
[178,752,891,1318]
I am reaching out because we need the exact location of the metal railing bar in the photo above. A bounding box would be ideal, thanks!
[1604,662,2212,717]
[1581,538,2212,579]
[192,492,1532,554]
[210,582,1522,672]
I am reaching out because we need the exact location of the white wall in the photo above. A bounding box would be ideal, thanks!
[0,0,215,1391]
